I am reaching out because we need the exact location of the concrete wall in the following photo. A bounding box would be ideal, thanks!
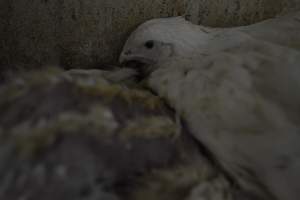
[1,0,300,71]
[0,0,184,70]
[186,0,300,26]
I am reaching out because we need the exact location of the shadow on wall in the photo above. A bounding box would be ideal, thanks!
[0,0,299,71]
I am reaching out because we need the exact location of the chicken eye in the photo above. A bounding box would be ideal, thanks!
[144,40,154,49]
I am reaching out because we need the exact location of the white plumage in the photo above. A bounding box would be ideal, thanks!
[120,12,300,200]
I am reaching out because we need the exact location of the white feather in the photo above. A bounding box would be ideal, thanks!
[120,12,300,200]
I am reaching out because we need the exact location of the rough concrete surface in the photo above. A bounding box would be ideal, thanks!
[1,0,300,72]
[0,0,184,70]
[186,0,300,26]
